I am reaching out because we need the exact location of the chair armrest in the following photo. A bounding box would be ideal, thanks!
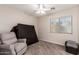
[17,38,26,43]
[0,41,1,44]
[0,44,10,49]
[0,44,16,55]
[0,44,12,55]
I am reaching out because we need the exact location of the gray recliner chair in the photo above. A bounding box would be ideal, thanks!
[0,32,27,55]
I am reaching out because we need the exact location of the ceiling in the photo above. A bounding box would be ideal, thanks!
[5,4,78,17]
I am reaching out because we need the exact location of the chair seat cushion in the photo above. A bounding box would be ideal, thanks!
[66,40,78,48]
[14,43,26,53]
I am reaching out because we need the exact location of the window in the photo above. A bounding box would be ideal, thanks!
[50,16,72,34]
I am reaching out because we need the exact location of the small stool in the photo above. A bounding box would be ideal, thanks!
[65,40,79,55]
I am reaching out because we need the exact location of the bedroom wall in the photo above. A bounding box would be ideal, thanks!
[0,5,38,36]
[77,7,79,43]
[38,7,79,45]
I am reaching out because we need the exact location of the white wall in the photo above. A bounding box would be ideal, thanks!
[0,5,38,36]
[38,7,79,45]
[77,7,79,43]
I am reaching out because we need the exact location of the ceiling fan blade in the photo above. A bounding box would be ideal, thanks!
[43,9,50,11]
[34,8,50,11]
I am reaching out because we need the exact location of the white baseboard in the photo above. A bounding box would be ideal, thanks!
[39,39,64,46]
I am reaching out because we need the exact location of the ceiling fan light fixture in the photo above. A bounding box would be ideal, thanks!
[35,4,47,15]
[36,10,46,15]
[35,4,55,15]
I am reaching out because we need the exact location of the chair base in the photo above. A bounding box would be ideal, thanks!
[65,46,78,55]
[65,40,79,55]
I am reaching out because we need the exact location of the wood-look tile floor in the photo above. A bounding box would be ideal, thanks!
[24,40,72,55]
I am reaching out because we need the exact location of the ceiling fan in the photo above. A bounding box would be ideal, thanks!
[35,4,55,15]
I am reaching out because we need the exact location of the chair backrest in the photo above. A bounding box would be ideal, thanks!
[0,32,17,45]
